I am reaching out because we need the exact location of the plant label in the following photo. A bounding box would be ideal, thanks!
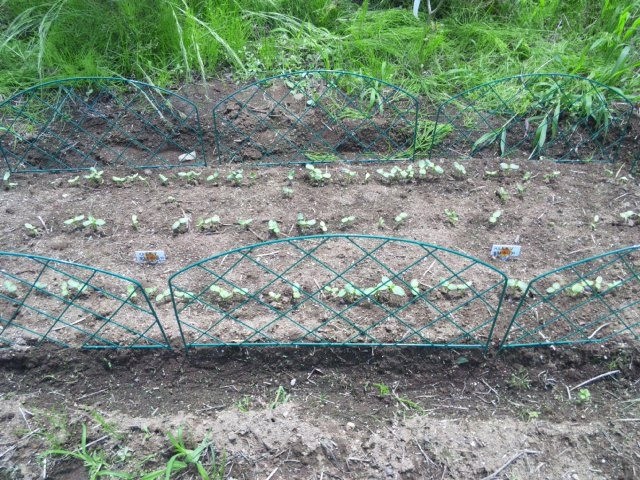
[134,250,166,265]
[490,244,521,261]
[178,150,197,162]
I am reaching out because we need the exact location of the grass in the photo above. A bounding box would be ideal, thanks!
[0,0,638,99]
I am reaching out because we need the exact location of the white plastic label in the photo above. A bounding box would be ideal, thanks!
[134,250,166,264]
[490,245,521,261]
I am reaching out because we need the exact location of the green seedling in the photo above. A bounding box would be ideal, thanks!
[82,216,106,232]
[236,396,252,412]
[340,168,357,184]
[319,221,328,233]
[83,167,104,186]
[237,218,253,229]
[206,171,220,184]
[24,223,40,237]
[162,428,226,480]
[590,215,600,231]
[619,210,637,226]
[340,216,355,229]
[282,187,294,199]
[545,281,563,294]
[394,212,408,229]
[576,388,591,404]
[131,215,139,231]
[508,367,531,390]
[296,213,317,232]
[286,169,295,183]
[3,171,17,190]
[2,280,19,298]
[515,183,526,197]
[269,386,290,409]
[158,173,170,186]
[543,171,561,183]
[377,165,414,183]
[452,162,466,178]
[155,289,172,304]
[291,283,302,301]
[506,279,528,298]
[417,159,444,179]
[444,209,459,226]
[522,171,533,182]
[178,170,201,185]
[267,291,282,303]
[64,214,86,228]
[488,210,502,225]
[496,186,510,204]
[500,162,520,174]
[373,382,391,396]
[439,278,472,298]
[365,276,406,301]
[112,173,146,187]
[566,277,622,297]
[172,217,189,234]
[209,285,247,305]
[305,164,330,186]
[196,216,221,232]
[409,279,421,296]
[268,220,280,236]
[126,285,157,302]
[67,175,81,186]
[484,170,499,179]
[61,279,89,298]
[227,169,243,186]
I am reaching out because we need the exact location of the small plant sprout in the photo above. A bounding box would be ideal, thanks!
[196,216,221,232]
[61,279,89,298]
[488,210,502,225]
[268,219,281,237]
[576,388,591,404]
[590,215,600,231]
[439,278,472,298]
[286,169,295,183]
[546,281,563,294]
[269,386,290,409]
[67,175,81,186]
[172,216,189,234]
[82,216,106,232]
[227,169,244,186]
[543,171,561,183]
[368,276,406,300]
[340,216,355,230]
[340,168,357,184]
[282,187,294,199]
[177,170,201,185]
[305,164,331,186]
[417,159,444,179]
[484,170,499,179]
[296,213,317,232]
[131,215,139,231]
[515,183,526,197]
[291,282,302,301]
[496,186,510,204]
[506,279,528,299]
[206,171,220,184]
[619,210,637,226]
[2,280,19,298]
[83,167,104,186]
[3,171,17,190]
[112,173,146,187]
[444,209,459,226]
[319,220,328,233]
[64,214,85,228]
[209,285,247,305]
[500,162,520,174]
[565,277,622,297]
[394,212,408,229]
[363,172,371,183]
[377,165,414,183]
[522,171,533,182]
[155,288,172,304]
[24,223,40,237]
[158,173,170,186]
[452,161,466,178]
[237,218,253,230]
[377,217,386,229]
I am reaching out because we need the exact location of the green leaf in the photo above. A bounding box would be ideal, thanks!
[530,114,548,159]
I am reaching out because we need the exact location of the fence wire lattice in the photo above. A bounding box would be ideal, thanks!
[0,77,205,173]
[168,235,507,350]
[500,245,640,349]
[213,70,419,165]
[430,74,635,164]
[0,252,169,349]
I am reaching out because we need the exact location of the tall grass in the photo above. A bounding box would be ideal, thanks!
[0,0,638,99]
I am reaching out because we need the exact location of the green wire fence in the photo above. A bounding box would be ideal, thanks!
[168,235,507,351]
[0,252,169,349]
[0,78,205,173]
[430,74,636,164]
[500,245,640,349]
[212,70,419,165]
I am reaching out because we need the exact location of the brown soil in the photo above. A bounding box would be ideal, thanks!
[1,81,639,479]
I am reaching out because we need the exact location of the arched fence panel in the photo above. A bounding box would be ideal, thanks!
[212,70,419,165]
[0,78,205,173]
[430,74,635,164]
[500,245,640,349]
[168,235,507,350]
[0,252,170,349]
